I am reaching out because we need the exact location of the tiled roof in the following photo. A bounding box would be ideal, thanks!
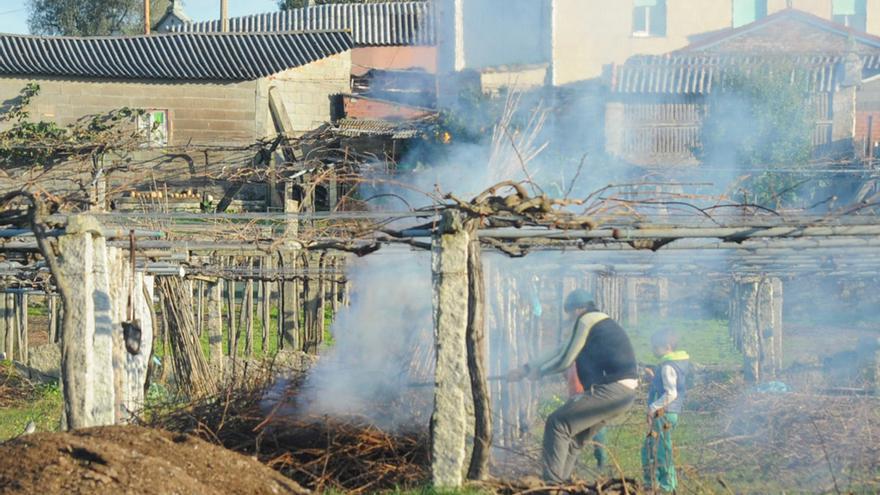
[0,31,353,81]
[172,2,435,46]
[610,54,874,94]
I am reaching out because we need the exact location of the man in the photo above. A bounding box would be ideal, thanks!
[508,289,638,484]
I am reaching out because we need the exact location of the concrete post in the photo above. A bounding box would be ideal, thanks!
[206,279,224,368]
[57,215,115,428]
[281,193,301,352]
[108,247,154,421]
[729,276,784,382]
[604,102,626,159]
[431,210,472,488]
[596,271,623,322]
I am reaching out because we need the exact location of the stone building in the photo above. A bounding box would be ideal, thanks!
[604,9,880,166]
[0,30,353,143]
[434,0,880,86]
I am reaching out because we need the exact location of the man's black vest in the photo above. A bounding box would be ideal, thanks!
[574,315,638,389]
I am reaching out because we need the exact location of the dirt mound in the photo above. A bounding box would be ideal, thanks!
[0,425,309,495]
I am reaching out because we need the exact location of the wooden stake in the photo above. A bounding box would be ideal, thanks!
[261,257,271,355]
[465,224,491,480]
[144,0,151,34]
[18,293,28,366]
[196,280,203,337]
[48,295,57,344]
[7,294,17,361]
[227,277,238,358]
[244,277,254,357]
[0,294,6,359]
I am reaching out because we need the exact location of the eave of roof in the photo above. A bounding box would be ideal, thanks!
[0,30,353,81]
[172,2,435,47]
[610,54,852,94]
[680,8,880,53]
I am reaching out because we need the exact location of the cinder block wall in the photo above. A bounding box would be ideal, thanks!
[268,52,352,135]
[0,51,352,145]
[0,77,261,145]
[0,51,352,203]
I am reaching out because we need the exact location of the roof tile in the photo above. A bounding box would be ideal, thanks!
[173,2,435,46]
[0,31,353,81]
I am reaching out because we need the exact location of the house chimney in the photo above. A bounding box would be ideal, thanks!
[144,0,151,34]
[221,0,229,32]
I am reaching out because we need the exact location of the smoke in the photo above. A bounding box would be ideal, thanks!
[291,251,435,428]
[285,10,880,490]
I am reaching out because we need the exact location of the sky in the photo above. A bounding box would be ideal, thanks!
[0,0,281,35]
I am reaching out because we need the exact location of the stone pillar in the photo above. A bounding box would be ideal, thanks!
[280,194,300,352]
[729,276,783,383]
[657,277,670,318]
[206,279,224,367]
[108,247,154,422]
[280,252,299,352]
[431,211,473,488]
[596,271,624,322]
[57,215,115,429]
[604,102,626,159]
[625,277,639,326]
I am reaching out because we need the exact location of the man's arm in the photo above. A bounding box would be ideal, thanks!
[526,312,609,378]
[648,364,678,415]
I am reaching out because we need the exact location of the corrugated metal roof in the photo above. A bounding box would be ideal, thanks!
[173,2,435,46]
[0,31,353,81]
[333,118,427,139]
[610,54,873,94]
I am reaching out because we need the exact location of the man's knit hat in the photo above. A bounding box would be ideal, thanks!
[564,289,594,312]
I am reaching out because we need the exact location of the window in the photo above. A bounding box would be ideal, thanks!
[138,109,169,147]
[632,0,667,37]
[732,0,768,28]
[832,0,867,31]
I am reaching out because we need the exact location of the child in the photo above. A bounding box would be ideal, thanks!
[642,330,690,494]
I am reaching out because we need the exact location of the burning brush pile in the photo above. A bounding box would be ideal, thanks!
[145,375,639,494]
[147,376,430,493]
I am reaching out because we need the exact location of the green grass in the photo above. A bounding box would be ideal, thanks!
[26,304,48,317]
[0,362,62,441]
[626,317,740,368]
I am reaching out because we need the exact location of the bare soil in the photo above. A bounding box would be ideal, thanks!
[0,363,35,408]
[0,425,309,495]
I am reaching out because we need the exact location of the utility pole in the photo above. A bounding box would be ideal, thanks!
[144,0,151,34]
[221,0,229,32]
